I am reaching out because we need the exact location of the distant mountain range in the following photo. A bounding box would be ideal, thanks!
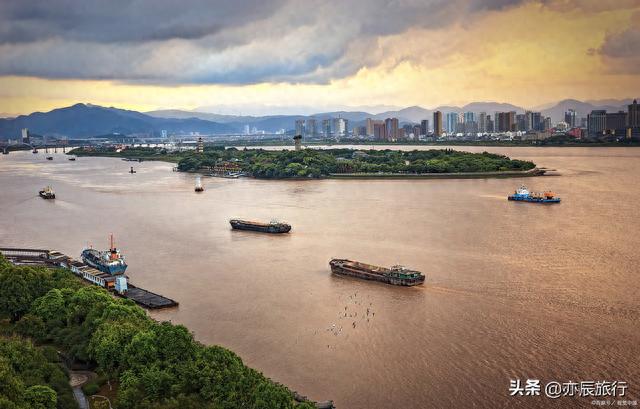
[149,99,633,129]
[0,103,235,139]
[0,99,635,140]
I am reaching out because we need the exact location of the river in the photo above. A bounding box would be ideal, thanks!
[1,146,639,408]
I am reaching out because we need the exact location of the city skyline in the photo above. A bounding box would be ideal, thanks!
[1,1,640,116]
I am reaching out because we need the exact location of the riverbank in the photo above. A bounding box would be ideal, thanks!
[328,167,546,179]
[0,255,319,409]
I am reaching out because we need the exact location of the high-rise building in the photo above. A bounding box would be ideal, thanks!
[366,118,384,137]
[333,117,348,139]
[463,112,475,124]
[516,114,526,132]
[463,112,476,134]
[413,125,422,140]
[628,99,640,128]
[580,117,588,128]
[420,119,429,136]
[322,119,331,138]
[486,115,494,133]
[373,122,386,140]
[495,112,516,132]
[543,117,552,131]
[564,109,577,128]
[400,124,413,141]
[587,110,607,136]
[524,111,533,131]
[385,118,399,141]
[366,118,374,136]
[306,118,317,138]
[532,112,542,131]
[457,113,465,133]
[322,119,332,138]
[606,111,628,133]
[21,128,29,144]
[525,111,542,131]
[295,119,305,136]
[433,111,443,137]
[353,126,367,137]
[478,112,487,133]
[445,112,458,134]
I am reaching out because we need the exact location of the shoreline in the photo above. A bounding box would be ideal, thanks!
[141,164,548,180]
[327,167,546,179]
[69,151,547,180]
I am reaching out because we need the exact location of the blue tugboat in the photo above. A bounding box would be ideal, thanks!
[508,186,561,203]
[81,234,128,274]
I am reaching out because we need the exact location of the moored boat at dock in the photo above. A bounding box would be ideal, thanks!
[81,234,128,275]
[329,259,425,286]
[39,186,56,199]
[230,219,291,233]
[508,185,560,203]
[0,247,177,309]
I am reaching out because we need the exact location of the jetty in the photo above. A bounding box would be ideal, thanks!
[0,247,178,309]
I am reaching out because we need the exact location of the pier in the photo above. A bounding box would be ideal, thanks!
[0,247,178,309]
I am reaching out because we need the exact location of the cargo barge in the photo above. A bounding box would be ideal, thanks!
[329,259,425,286]
[230,219,291,233]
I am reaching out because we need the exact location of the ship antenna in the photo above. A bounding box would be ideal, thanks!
[110,233,114,251]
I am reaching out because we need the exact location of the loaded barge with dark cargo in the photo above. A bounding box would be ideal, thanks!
[230,219,291,233]
[330,259,425,286]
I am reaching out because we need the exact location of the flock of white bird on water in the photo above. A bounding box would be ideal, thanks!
[315,291,377,349]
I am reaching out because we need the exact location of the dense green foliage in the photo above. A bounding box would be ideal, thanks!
[175,147,535,178]
[70,146,535,178]
[0,337,76,409]
[0,256,310,408]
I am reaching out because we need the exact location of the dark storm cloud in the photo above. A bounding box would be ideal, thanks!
[592,12,640,74]
[0,0,530,84]
[598,28,640,58]
[0,0,286,44]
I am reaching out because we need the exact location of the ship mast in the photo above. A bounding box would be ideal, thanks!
[109,234,118,260]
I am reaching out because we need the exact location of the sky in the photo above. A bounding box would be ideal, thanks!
[0,0,639,116]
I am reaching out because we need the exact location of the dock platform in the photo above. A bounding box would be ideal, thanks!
[122,285,178,309]
[0,247,178,310]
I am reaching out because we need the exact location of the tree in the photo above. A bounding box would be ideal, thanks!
[24,385,57,409]
[15,315,46,341]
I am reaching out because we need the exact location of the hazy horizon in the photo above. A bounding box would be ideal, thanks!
[1,96,638,119]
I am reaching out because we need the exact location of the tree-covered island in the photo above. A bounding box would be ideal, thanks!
[0,255,315,409]
[70,146,537,179]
